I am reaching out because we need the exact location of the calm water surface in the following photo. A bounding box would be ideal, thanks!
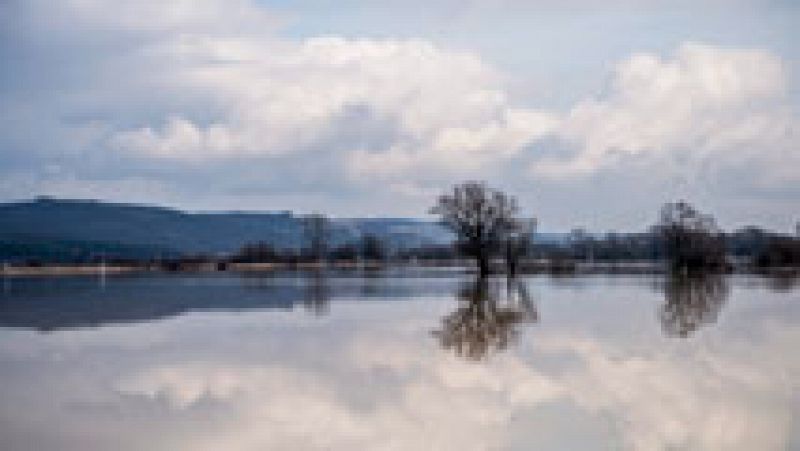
[0,271,797,450]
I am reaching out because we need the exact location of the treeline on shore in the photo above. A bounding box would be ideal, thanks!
[222,224,800,272]
[2,183,799,274]
[4,223,798,274]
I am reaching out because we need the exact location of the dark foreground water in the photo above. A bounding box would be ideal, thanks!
[0,271,797,450]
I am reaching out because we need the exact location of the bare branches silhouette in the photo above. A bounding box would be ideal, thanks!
[433,277,538,360]
[430,182,524,277]
[659,273,728,338]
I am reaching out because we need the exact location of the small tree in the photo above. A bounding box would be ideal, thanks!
[360,233,386,261]
[653,201,726,272]
[505,218,536,277]
[236,242,277,263]
[430,181,520,277]
[302,213,329,263]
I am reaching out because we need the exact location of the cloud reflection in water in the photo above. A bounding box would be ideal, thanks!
[0,274,796,450]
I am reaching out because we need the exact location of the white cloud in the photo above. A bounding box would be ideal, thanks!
[534,42,798,188]
[1,0,797,224]
[108,32,557,178]
[348,107,557,180]
[104,27,796,195]
[111,117,239,159]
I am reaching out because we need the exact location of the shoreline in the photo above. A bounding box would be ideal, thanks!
[1,262,797,278]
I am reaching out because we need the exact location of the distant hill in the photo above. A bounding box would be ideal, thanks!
[0,197,566,262]
[0,197,453,262]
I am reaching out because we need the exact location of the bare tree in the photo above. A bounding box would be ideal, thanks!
[302,213,329,263]
[359,233,387,262]
[505,218,536,277]
[653,201,726,273]
[430,181,520,277]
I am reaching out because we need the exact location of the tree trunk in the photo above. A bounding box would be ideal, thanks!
[478,255,490,277]
[507,259,517,278]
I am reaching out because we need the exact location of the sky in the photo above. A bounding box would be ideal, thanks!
[0,0,798,231]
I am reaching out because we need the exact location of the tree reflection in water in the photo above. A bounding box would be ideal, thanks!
[659,273,729,338]
[433,277,538,361]
[303,270,330,315]
[760,270,800,292]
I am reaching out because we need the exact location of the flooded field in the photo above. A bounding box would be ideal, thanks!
[0,271,797,450]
